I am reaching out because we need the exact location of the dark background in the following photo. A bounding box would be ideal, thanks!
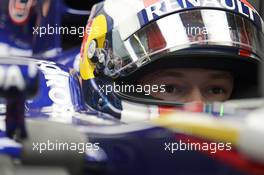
[63,0,263,17]
[64,0,100,10]
[62,0,102,49]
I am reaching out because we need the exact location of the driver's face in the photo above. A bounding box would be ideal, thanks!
[139,68,234,103]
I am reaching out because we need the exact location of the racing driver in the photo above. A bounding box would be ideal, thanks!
[80,0,264,119]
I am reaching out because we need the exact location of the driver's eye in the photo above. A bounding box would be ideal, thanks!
[207,87,226,95]
[164,84,185,95]
[164,85,174,93]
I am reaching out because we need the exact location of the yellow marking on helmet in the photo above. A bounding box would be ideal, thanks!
[80,15,108,80]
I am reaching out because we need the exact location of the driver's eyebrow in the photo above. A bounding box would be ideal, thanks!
[209,73,233,79]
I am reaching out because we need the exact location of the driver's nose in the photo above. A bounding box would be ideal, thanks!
[187,87,204,103]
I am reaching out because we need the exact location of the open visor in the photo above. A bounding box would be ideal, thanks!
[108,9,264,77]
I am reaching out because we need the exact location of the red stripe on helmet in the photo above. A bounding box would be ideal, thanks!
[240,0,255,10]
[146,23,166,52]
[144,0,160,8]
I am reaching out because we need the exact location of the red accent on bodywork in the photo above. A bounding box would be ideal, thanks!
[239,49,251,57]
[176,135,264,175]
[183,102,204,113]
[158,102,204,116]
[158,106,177,115]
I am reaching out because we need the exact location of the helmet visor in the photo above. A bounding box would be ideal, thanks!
[108,9,264,77]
